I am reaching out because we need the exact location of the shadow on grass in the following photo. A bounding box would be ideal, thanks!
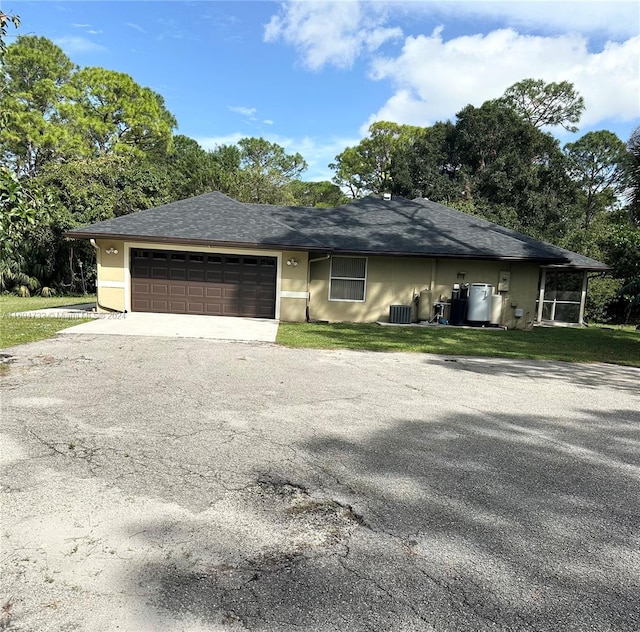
[135,407,640,631]
[277,322,640,368]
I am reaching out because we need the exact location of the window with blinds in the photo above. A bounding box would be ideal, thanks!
[329,256,367,302]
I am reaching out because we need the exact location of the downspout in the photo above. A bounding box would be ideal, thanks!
[536,268,546,324]
[306,254,330,322]
[90,239,127,314]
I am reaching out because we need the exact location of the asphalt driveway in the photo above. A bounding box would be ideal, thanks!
[1,334,639,631]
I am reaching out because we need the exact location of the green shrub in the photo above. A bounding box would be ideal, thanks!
[38,286,56,298]
[585,276,622,323]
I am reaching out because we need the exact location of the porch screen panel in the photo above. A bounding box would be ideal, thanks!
[537,270,585,323]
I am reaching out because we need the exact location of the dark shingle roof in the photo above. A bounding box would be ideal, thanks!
[66,192,609,270]
[67,192,321,249]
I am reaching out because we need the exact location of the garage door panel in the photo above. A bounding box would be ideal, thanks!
[132,298,150,311]
[131,248,276,318]
[204,304,223,315]
[223,305,240,316]
[205,287,222,298]
[185,302,204,313]
[151,268,169,279]
[205,270,223,283]
[169,285,186,296]
[133,281,150,293]
[188,269,204,281]
[187,285,205,298]
[151,283,168,294]
[169,300,187,312]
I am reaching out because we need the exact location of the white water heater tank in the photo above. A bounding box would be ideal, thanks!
[467,283,493,322]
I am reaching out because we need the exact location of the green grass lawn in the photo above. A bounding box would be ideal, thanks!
[277,322,640,367]
[0,294,95,349]
[2,295,637,367]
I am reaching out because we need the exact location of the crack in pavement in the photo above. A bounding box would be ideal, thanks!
[336,551,434,630]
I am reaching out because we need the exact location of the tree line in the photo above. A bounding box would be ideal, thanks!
[330,83,639,322]
[1,30,638,322]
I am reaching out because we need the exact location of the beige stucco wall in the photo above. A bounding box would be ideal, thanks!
[500,263,541,329]
[96,286,126,312]
[95,239,126,312]
[432,260,540,329]
[308,256,432,323]
[92,239,541,328]
[308,256,541,328]
[279,250,309,322]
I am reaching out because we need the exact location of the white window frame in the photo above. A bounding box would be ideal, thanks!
[329,256,367,302]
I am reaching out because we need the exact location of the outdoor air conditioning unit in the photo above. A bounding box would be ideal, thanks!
[389,304,412,324]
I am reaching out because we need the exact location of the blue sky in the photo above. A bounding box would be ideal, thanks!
[4,1,639,181]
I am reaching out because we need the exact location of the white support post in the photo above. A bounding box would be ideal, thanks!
[578,270,588,325]
[536,269,546,323]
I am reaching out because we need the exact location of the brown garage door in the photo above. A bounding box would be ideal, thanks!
[130,249,277,318]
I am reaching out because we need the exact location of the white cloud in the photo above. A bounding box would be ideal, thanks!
[263,119,275,125]
[197,133,245,150]
[72,23,102,36]
[264,1,639,135]
[264,1,638,72]
[54,36,107,55]
[283,134,362,180]
[365,29,640,132]
[573,37,640,126]
[264,0,402,70]
[196,132,360,181]
[228,106,258,118]
[417,0,639,40]
[126,22,147,34]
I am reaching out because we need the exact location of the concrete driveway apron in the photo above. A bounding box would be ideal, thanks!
[59,312,279,342]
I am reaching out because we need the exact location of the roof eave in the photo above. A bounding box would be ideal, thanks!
[64,231,326,253]
[328,248,568,264]
[542,263,612,272]
[66,231,576,264]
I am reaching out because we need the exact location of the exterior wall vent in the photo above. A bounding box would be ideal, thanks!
[389,304,412,324]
